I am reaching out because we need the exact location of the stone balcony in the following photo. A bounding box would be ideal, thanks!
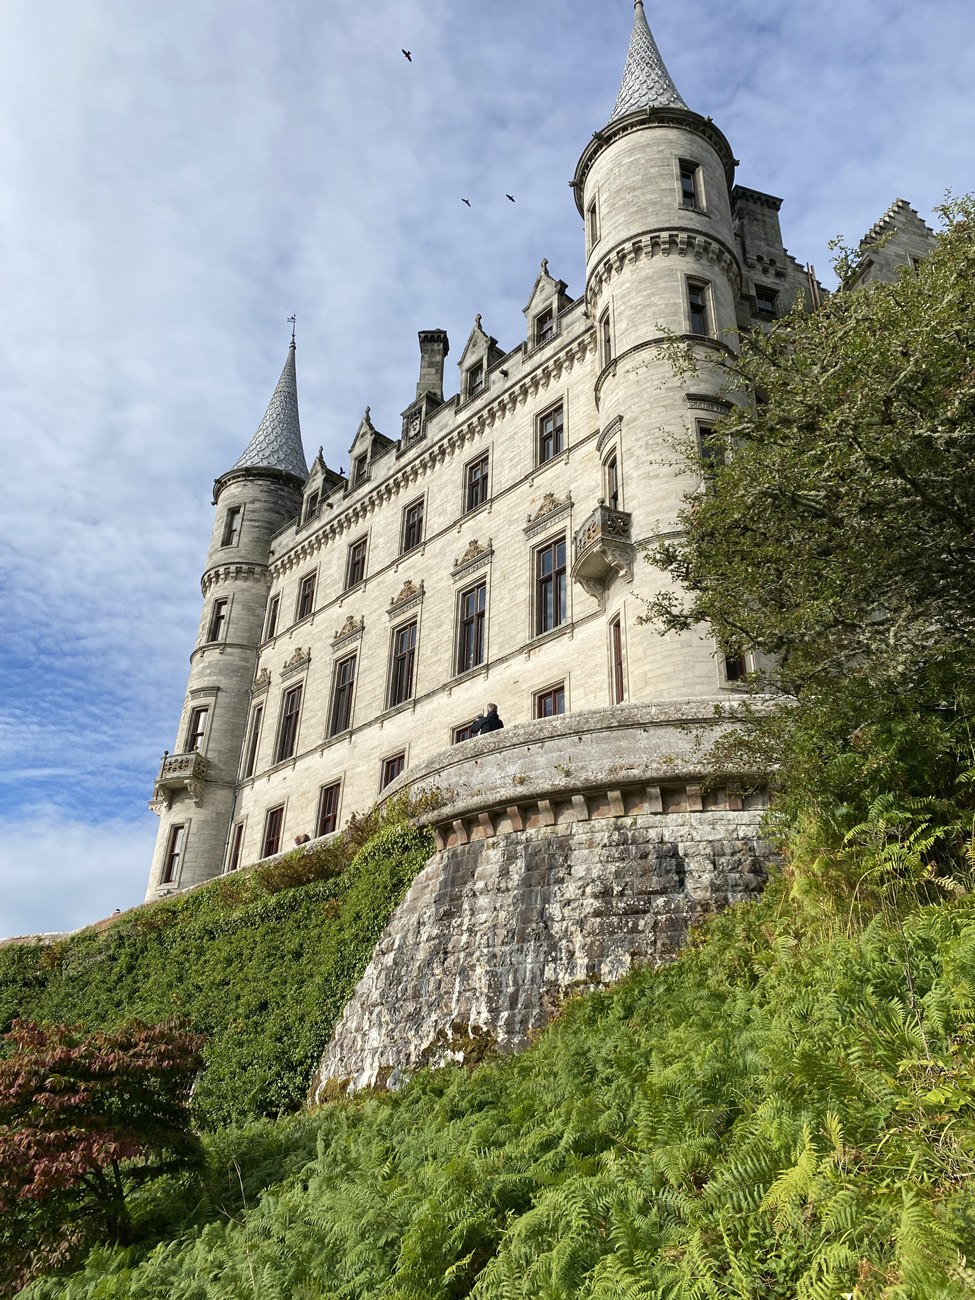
[571,502,634,597]
[149,751,209,813]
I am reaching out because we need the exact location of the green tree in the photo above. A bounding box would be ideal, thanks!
[0,1018,205,1295]
[646,198,975,889]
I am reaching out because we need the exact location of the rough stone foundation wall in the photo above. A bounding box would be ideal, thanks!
[311,807,772,1097]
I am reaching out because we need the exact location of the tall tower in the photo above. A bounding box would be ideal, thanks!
[146,343,307,899]
[572,0,742,698]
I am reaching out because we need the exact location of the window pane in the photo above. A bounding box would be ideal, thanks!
[330,655,356,735]
[382,754,405,788]
[317,783,341,837]
[208,599,228,642]
[162,824,185,884]
[187,707,208,752]
[264,596,280,641]
[262,807,284,857]
[277,686,302,762]
[297,575,316,620]
[221,506,242,547]
[347,539,366,588]
[227,823,244,873]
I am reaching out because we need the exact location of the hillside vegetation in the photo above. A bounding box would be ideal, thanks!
[11,202,975,1296]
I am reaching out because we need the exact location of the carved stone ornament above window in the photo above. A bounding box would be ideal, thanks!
[455,539,488,568]
[332,615,364,647]
[253,667,272,693]
[452,539,494,581]
[524,492,573,539]
[390,579,423,607]
[282,646,311,678]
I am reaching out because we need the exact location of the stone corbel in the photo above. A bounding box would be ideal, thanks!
[186,780,205,806]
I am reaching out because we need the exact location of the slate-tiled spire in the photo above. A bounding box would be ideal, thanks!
[231,342,308,480]
[610,0,687,121]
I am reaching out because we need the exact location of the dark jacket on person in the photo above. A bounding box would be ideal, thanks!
[473,706,504,735]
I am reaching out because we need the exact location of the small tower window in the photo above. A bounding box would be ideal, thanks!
[221,506,242,547]
[381,753,406,789]
[679,161,701,210]
[317,782,341,837]
[207,599,228,643]
[401,498,424,553]
[538,404,564,464]
[611,616,625,704]
[276,685,303,762]
[353,454,368,486]
[599,310,613,366]
[346,537,367,588]
[264,595,280,641]
[605,453,620,510]
[226,822,245,873]
[161,824,185,885]
[535,306,556,346]
[186,706,209,753]
[688,281,710,336]
[296,573,316,621]
[697,423,724,466]
[725,653,748,683]
[466,362,485,400]
[465,454,489,512]
[329,654,357,736]
[242,705,263,778]
[755,286,778,319]
[588,200,599,248]
[262,806,285,858]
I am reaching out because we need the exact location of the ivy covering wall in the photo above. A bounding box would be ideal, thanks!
[0,823,435,1128]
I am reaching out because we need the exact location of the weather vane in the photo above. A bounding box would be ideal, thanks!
[288,314,296,345]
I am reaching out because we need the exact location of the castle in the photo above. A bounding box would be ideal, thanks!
[145,2,937,910]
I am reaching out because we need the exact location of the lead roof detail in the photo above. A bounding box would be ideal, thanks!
[231,342,308,480]
[610,0,688,121]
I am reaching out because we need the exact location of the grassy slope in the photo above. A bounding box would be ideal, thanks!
[24,878,975,1300]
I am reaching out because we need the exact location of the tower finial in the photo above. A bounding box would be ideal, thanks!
[288,314,296,347]
[610,0,687,121]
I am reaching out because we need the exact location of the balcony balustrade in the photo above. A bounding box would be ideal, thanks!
[571,502,634,598]
[149,750,209,814]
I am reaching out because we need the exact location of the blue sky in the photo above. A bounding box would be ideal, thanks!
[1,0,973,937]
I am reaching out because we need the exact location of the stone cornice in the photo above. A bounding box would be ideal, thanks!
[586,227,742,312]
[268,331,597,580]
[200,563,268,596]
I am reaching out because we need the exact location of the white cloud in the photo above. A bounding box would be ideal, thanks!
[1,0,974,934]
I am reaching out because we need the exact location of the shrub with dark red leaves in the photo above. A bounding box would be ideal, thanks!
[0,1018,205,1295]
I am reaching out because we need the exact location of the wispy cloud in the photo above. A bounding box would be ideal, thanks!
[1,0,973,934]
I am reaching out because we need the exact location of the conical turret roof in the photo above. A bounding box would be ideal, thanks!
[230,342,308,480]
[610,0,687,120]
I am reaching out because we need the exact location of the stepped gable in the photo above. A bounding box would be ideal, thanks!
[610,0,688,120]
[231,341,308,480]
[859,198,935,251]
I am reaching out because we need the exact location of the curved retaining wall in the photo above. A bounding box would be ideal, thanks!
[311,702,772,1096]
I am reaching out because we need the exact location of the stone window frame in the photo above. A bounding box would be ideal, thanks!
[263,593,281,643]
[327,651,358,738]
[685,276,714,338]
[220,504,244,548]
[754,283,779,320]
[294,569,318,624]
[400,493,426,556]
[533,679,567,720]
[598,305,613,368]
[587,193,600,253]
[386,616,419,710]
[184,703,211,755]
[261,803,287,859]
[205,593,232,645]
[465,359,485,401]
[316,781,342,838]
[463,449,491,515]
[676,156,707,214]
[274,682,305,764]
[718,646,753,690]
[533,303,557,348]
[452,719,479,745]
[696,419,724,467]
[532,531,569,639]
[352,453,369,487]
[241,702,264,779]
[225,820,246,874]
[303,487,322,524]
[345,534,369,590]
[536,399,566,467]
[160,822,188,886]
[602,446,621,510]
[455,577,488,677]
[609,614,626,705]
[380,750,407,792]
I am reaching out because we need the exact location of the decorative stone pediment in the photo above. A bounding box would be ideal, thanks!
[253,667,272,694]
[523,259,573,347]
[530,492,567,523]
[388,580,424,618]
[452,539,494,581]
[456,539,487,567]
[596,415,623,455]
[282,646,310,678]
[332,615,364,648]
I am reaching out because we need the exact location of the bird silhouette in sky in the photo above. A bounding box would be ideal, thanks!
[462,198,472,207]
[402,49,412,61]
[506,194,516,202]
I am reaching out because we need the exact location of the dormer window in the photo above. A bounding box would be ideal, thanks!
[680,161,701,210]
[535,306,555,347]
[466,362,484,400]
[353,454,368,486]
[304,490,320,522]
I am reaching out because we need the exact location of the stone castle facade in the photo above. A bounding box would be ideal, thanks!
[146,2,936,904]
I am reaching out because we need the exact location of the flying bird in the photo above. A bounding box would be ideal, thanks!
[462,198,472,207]
[402,49,412,61]
[506,194,516,202]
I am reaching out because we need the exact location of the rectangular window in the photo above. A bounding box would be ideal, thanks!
[264,595,280,641]
[755,286,778,319]
[725,653,748,683]
[588,200,599,247]
[304,490,320,522]
[161,824,185,884]
[381,753,405,789]
[207,598,228,643]
[353,454,368,486]
[467,362,484,399]
[465,455,489,512]
[679,161,700,210]
[453,721,477,744]
[226,822,245,873]
[600,311,612,366]
[535,684,565,719]
[688,281,709,336]
[186,706,209,753]
[538,404,564,464]
[697,423,723,465]
[262,806,284,858]
[402,498,424,553]
[457,582,487,674]
[317,782,341,837]
[221,506,242,547]
[329,654,357,736]
[296,573,316,621]
[346,537,367,589]
[389,620,417,707]
[605,453,620,510]
[242,705,263,778]
[276,685,303,762]
[536,537,567,635]
[535,306,555,346]
[611,617,625,704]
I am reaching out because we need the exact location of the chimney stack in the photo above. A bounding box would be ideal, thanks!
[416,330,449,402]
